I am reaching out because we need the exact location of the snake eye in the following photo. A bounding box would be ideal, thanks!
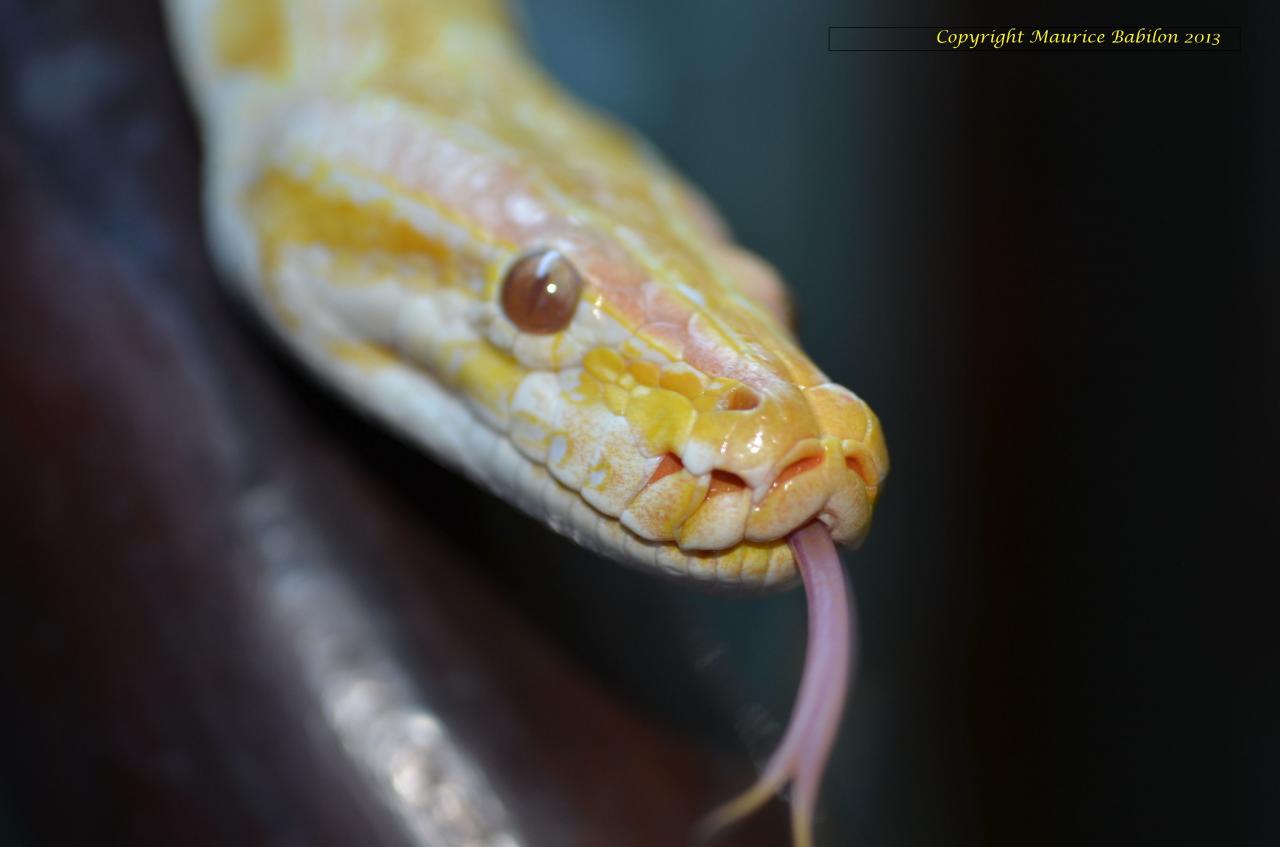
[500,248,583,334]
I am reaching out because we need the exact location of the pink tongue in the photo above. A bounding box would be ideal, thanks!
[699,522,855,847]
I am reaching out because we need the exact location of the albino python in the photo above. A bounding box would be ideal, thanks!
[165,1,888,844]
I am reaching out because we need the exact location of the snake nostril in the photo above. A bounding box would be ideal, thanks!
[719,385,760,411]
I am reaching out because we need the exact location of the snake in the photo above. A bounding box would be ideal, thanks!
[164,1,889,844]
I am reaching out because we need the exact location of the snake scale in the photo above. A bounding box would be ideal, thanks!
[164,1,889,844]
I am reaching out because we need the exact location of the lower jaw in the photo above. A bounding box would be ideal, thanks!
[584,518,800,588]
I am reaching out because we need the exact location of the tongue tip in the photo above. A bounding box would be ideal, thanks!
[695,778,783,844]
[697,523,854,846]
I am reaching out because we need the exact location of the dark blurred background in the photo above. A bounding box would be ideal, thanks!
[0,0,1272,845]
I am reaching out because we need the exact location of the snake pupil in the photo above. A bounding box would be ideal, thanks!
[501,248,583,334]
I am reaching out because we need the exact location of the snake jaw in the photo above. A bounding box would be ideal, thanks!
[622,436,874,549]
[611,378,887,550]
[504,350,888,583]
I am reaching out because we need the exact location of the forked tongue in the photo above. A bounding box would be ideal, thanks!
[698,521,854,847]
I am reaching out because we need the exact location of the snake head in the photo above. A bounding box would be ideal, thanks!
[234,68,886,587]
[480,225,890,586]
